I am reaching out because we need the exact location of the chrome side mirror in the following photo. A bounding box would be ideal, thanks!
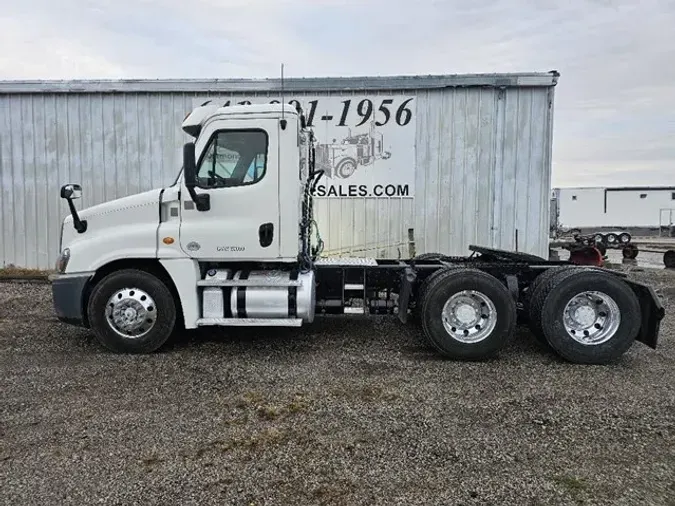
[60,183,87,233]
[60,183,82,200]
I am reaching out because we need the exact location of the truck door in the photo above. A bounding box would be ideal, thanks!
[179,118,280,260]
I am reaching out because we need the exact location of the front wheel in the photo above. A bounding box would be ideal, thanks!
[419,268,516,360]
[87,268,177,353]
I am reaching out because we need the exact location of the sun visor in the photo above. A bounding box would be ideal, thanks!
[181,103,221,137]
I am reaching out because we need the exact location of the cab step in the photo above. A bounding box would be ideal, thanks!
[196,318,303,327]
[197,279,302,287]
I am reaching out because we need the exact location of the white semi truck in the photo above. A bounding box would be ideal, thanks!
[50,101,665,364]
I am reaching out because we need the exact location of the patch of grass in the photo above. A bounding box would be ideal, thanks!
[554,475,588,492]
[553,475,589,503]
[234,428,287,449]
[140,455,163,471]
[187,428,289,458]
[0,266,51,280]
[287,398,309,414]
[237,391,312,419]
[257,405,281,420]
[236,391,265,409]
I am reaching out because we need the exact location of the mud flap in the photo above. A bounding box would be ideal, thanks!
[625,279,666,349]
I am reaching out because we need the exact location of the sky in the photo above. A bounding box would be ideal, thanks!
[0,0,673,188]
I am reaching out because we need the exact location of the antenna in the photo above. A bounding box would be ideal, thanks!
[280,63,287,130]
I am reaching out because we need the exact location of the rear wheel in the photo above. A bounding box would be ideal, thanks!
[527,266,590,343]
[87,269,177,353]
[622,244,639,259]
[410,265,456,323]
[537,269,640,364]
[419,268,516,360]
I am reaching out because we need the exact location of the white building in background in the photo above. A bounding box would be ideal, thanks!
[553,186,675,229]
[1,72,559,269]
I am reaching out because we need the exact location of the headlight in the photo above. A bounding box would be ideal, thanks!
[56,248,70,273]
[58,218,65,252]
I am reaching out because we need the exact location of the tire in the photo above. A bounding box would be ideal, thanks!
[606,232,619,245]
[619,232,631,244]
[87,268,177,353]
[664,250,675,269]
[419,268,516,360]
[410,265,457,324]
[537,269,641,364]
[527,266,587,343]
[622,244,638,259]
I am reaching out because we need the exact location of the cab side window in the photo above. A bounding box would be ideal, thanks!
[197,130,268,188]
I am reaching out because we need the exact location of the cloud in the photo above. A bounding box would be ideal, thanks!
[0,0,673,187]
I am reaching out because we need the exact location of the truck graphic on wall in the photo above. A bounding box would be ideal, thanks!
[315,123,391,179]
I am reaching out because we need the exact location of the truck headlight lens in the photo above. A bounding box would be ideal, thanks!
[58,219,65,252]
[56,248,70,273]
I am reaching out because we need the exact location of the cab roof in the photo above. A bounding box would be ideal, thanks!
[182,102,299,137]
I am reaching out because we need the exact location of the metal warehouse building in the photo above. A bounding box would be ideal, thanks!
[0,72,558,270]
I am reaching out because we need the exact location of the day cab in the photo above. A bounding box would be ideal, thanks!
[50,101,666,365]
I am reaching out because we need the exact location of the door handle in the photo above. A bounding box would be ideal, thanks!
[259,222,274,248]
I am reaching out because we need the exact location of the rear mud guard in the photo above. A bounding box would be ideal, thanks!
[625,279,666,349]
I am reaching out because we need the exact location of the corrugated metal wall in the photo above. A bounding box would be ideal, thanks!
[0,76,555,269]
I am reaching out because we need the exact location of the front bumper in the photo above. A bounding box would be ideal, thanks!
[49,272,94,327]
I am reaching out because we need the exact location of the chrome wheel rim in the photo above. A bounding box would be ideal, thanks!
[105,288,157,339]
[441,290,497,343]
[563,291,620,345]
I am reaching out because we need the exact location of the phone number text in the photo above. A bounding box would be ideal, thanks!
[220,98,414,128]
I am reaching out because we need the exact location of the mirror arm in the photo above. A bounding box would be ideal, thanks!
[66,198,87,233]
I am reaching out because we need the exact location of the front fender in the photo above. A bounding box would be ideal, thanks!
[64,221,159,273]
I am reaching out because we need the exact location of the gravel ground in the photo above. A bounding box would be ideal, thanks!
[1,268,674,505]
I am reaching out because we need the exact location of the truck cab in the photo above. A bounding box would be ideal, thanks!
[170,102,309,262]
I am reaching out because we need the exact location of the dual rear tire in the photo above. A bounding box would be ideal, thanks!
[527,268,640,364]
[416,266,641,364]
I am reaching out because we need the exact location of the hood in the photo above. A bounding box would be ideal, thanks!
[78,188,162,221]
[62,188,163,247]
